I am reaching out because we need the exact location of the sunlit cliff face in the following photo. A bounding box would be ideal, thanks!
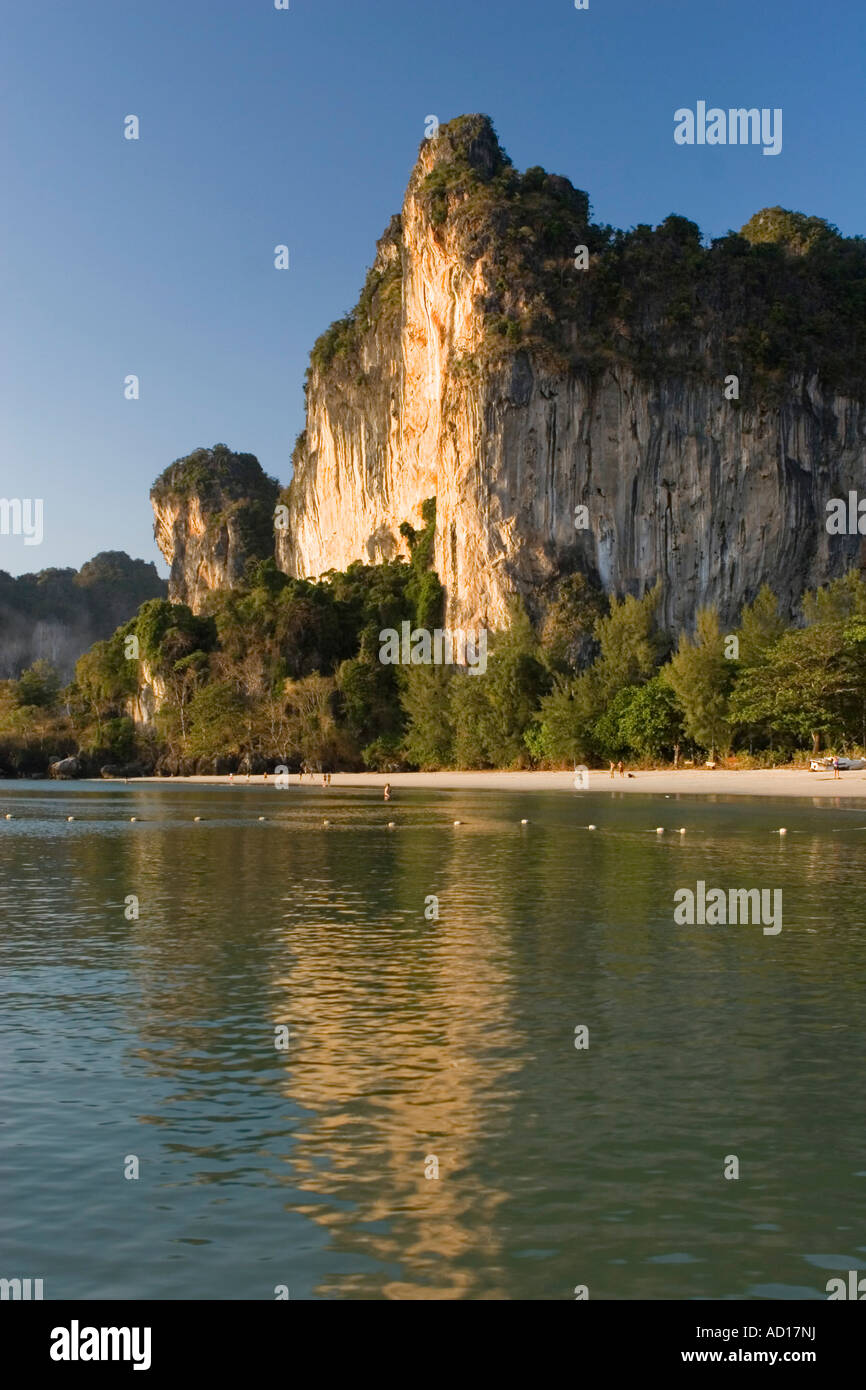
[277,117,866,631]
[151,492,242,615]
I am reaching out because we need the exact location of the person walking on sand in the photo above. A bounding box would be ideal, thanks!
[384,783,391,802]
[618,760,625,778]
[609,762,615,779]
[833,755,840,779]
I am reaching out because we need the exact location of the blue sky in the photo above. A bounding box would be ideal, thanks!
[1,0,862,576]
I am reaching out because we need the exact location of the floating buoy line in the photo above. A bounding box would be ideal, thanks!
[0,812,839,840]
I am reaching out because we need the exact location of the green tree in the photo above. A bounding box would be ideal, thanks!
[540,572,607,673]
[481,605,549,766]
[731,586,787,751]
[80,715,136,762]
[618,677,685,760]
[74,637,138,739]
[185,681,247,759]
[136,599,216,672]
[401,498,444,630]
[592,686,640,760]
[338,656,403,750]
[400,665,454,768]
[739,207,839,255]
[15,659,61,709]
[284,675,350,768]
[663,607,733,758]
[450,670,493,767]
[593,582,662,699]
[736,585,786,666]
[802,570,866,626]
[533,670,600,764]
[165,650,211,743]
[731,618,865,754]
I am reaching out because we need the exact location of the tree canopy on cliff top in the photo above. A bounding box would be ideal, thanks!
[307,114,866,400]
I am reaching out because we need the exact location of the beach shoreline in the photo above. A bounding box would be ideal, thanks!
[117,768,866,800]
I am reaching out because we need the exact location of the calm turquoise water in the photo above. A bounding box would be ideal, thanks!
[1,781,864,1300]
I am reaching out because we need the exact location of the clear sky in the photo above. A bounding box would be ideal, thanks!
[1,0,862,577]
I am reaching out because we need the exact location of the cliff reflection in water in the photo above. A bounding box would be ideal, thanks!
[1,784,864,1299]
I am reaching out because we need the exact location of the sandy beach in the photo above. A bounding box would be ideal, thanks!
[133,767,866,799]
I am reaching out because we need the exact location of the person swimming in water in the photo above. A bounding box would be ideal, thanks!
[384,783,391,801]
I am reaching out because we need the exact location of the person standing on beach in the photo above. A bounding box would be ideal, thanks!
[618,760,624,778]
[609,762,615,779]
[833,756,840,779]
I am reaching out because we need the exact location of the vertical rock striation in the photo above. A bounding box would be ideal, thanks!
[276,115,866,631]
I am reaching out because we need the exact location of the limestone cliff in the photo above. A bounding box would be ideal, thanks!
[151,445,279,612]
[277,115,866,631]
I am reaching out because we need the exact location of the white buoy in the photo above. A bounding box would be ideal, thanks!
[520,818,529,825]
[779,827,787,835]
[453,820,462,826]
[679,827,686,835]
[656,827,664,835]
[587,824,597,830]
[323,819,330,825]
[193,816,202,822]
[387,821,396,828]
[4,813,11,820]
[258,816,266,821]
[67,816,74,822]
[130,817,137,823]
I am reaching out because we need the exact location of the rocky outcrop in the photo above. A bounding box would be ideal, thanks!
[151,445,279,612]
[127,658,167,727]
[49,756,82,779]
[0,552,165,681]
[277,115,866,631]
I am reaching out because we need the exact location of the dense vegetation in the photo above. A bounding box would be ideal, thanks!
[306,114,866,402]
[5,525,866,776]
[0,502,442,776]
[0,551,166,682]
